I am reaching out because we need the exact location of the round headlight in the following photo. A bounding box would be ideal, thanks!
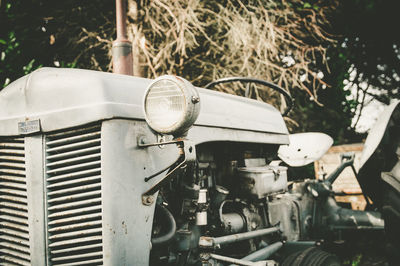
[144,75,200,135]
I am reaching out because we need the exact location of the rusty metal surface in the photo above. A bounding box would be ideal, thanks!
[45,124,103,265]
[112,0,133,75]
[0,137,31,265]
[112,41,133,76]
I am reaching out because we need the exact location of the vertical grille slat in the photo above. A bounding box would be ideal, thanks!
[0,137,31,265]
[46,125,103,265]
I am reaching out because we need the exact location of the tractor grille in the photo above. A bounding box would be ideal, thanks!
[0,138,31,265]
[46,125,103,265]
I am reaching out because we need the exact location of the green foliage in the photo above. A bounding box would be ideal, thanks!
[0,0,113,89]
[352,254,362,266]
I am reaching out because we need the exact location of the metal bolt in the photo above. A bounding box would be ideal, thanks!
[138,136,147,146]
[251,222,258,230]
[191,96,200,104]
[142,195,154,206]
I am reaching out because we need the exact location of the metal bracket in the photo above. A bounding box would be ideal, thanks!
[141,140,196,202]
[137,135,182,148]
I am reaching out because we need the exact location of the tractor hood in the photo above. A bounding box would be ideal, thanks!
[0,68,288,143]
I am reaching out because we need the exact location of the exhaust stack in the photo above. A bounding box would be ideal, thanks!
[112,0,133,75]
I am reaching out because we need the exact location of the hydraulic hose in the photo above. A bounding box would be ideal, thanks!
[151,204,177,246]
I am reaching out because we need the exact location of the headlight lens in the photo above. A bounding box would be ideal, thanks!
[145,79,186,129]
[144,75,200,135]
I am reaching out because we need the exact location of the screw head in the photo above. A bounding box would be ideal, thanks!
[191,96,200,104]
[142,195,154,206]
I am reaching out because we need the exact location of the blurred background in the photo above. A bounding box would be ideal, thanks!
[0,0,399,144]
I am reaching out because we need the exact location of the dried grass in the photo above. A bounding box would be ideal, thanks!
[76,0,337,109]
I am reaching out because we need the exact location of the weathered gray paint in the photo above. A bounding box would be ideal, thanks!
[0,68,288,145]
[25,135,47,265]
[0,68,292,265]
[101,120,181,265]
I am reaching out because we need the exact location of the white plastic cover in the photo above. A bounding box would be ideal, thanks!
[278,132,333,167]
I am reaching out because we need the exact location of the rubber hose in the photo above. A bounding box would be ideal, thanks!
[151,204,177,246]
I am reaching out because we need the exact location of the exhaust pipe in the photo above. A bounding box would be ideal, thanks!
[112,0,133,75]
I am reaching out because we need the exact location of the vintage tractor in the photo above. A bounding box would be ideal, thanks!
[0,68,398,265]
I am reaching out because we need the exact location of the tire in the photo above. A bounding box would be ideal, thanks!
[281,247,341,266]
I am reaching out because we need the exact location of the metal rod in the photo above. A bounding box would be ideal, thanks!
[200,226,280,247]
[116,0,128,39]
[113,0,133,75]
[325,153,355,184]
[144,155,183,182]
[214,227,280,246]
[209,253,267,266]
[284,241,317,247]
[241,242,283,261]
[143,158,186,196]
